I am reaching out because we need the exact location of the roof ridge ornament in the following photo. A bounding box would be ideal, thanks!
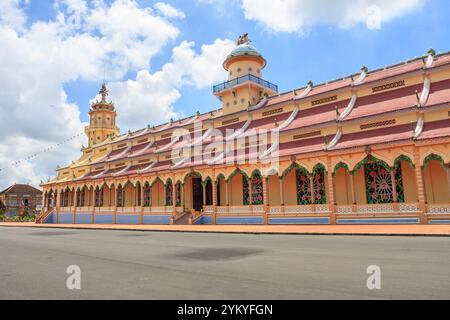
[237,33,251,46]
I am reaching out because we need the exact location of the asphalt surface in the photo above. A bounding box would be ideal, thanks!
[0,226,449,299]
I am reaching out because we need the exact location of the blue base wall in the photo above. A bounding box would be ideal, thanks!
[216,216,264,225]
[116,214,140,225]
[94,214,114,224]
[44,213,56,224]
[58,213,73,224]
[194,215,213,225]
[429,219,450,225]
[143,215,171,225]
[337,217,420,225]
[269,217,330,225]
[76,213,92,224]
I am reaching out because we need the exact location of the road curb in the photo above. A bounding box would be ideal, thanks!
[1,224,450,237]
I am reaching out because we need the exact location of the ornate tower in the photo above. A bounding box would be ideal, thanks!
[85,84,120,147]
[214,34,278,115]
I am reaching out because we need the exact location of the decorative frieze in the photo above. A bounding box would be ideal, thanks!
[294,130,321,140]
[222,117,240,126]
[311,95,337,106]
[262,108,283,117]
[360,119,396,130]
[372,80,405,93]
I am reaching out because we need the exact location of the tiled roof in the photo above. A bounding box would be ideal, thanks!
[0,184,42,195]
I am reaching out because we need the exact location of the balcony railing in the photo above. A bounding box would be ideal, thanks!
[213,74,278,94]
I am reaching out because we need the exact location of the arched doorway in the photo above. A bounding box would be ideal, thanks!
[204,178,213,206]
[183,173,203,212]
[423,154,449,204]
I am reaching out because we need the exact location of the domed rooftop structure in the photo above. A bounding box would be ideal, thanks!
[223,34,267,70]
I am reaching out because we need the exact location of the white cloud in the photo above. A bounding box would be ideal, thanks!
[0,0,28,32]
[0,0,199,189]
[109,38,235,131]
[0,0,235,189]
[202,0,423,33]
[154,2,186,19]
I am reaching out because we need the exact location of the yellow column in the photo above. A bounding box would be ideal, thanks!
[212,178,217,224]
[310,173,316,212]
[350,171,357,212]
[414,150,427,224]
[90,188,95,224]
[327,169,336,225]
[263,176,269,224]
[73,189,77,224]
[446,164,450,200]
[140,184,144,225]
[172,179,177,221]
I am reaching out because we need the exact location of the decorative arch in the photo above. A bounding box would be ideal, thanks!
[353,155,390,174]
[393,155,415,203]
[175,180,182,207]
[250,169,264,205]
[226,167,249,182]
[423,153,445,169]
[165,178,173,206]
[294,164,312,205]
[183,171,202,185]
[227,168,250,205]
[333,162,350,174]
[151,177,164,188]
[281,162,309,180]
[356,156,394,204]
[116,183,124,207]
[312,163,326,204]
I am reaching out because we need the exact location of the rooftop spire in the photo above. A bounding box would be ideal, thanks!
[99,83,109,103]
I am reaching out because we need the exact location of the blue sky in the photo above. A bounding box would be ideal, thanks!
[24,0,450,123]
[0,0,449,188]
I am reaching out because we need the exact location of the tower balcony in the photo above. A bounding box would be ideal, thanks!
[213,74,278,94]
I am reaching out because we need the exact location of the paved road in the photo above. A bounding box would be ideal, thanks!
[0,226,449,299]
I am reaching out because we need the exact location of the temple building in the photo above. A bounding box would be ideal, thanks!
[39,35,450,225]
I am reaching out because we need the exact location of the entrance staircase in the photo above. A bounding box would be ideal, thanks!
[173,212,192,225]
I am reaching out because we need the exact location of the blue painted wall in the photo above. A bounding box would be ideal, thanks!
[94,214,114,224]
[142,215,171,225]
[269,217,330,225]
[428,219,450,225]
[194,215,213,225]
[116,214,140,225]
[58,213,73,224]
[216,216,264,225]
[44,213,55,224]
[75,213,91,224]
[337,218,420,225]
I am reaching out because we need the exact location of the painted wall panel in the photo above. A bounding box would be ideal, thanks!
[216,216,263,224]
[142,215,171,225]
[116,214,140,225]
[94,214,114,224]
[76,213,92,224]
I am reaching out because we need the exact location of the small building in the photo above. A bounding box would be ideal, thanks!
[0,184,43,217]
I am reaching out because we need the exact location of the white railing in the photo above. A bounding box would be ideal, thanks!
[76,207,90,212]
[203,206,214,214]
[399,203,420,213]
[116,207,140,214]
[252,205,265,213]
[228,206,253,214]
[315,204,330,213]
[427,204,450,215]
[176,206,185,213]
[216,206,228,214]
[336,205,353,215]
[269,206,283,214]
[356,204,394,214]
[283,205,313,214]
[94,206,113,213]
